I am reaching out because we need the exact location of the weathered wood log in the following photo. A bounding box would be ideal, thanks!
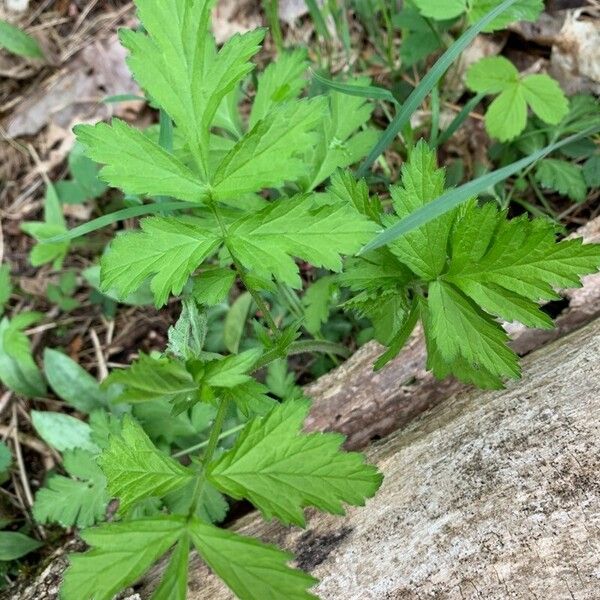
[141,316,600,599]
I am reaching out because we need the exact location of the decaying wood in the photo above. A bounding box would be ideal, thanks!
[142,316,600,599]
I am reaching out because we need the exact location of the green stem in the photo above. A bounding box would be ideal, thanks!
[209,200,281,337]
[253,338,350,371]
[173,422,245,459]
[187,397,230,520]
[231,253,280,335]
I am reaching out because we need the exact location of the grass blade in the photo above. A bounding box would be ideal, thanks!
[312,69,399,105]
[359,126,600,254]
[356,0,520,177]
[435,92,485,147]
[45,201,192,243]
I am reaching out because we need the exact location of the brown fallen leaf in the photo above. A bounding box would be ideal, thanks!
[3,34,141,139]
[550,10,600,94]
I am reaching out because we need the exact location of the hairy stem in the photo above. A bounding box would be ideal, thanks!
[209,200,281,336]
[187,396,230,520]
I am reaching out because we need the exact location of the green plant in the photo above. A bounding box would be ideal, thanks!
[15,0,598,597]
[466,56,568,142]
[0,19,43,59]
[412,0,542,31]
[49,1,383,597]
[341,142,600,385]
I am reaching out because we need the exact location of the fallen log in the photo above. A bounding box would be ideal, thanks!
[141,316,600,599]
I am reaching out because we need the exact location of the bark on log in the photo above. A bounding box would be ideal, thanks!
[142,316,600,599]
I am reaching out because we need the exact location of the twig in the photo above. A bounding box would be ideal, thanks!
[10,405,45,540]
[90,328,108,381]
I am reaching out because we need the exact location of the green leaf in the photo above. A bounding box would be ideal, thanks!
[167,298,208,359]
[469,0,543,32]
[0,441,11,479]
[387,140,456,279]
[33,450,108,528]
[250,48,308,127]
[120,0,263,175]
[465,56,518,93]
[520,74,569,124]
[0,532,42,561]
[212,98,327,200]
[31,411,98,453]
[467,59,568,141]
[360,127,600,254]
[202,348,263,388]
[305,79,377,190]
[583,155,600,188]
[75,120,210,202]
[21,185,69,268]
[43,348,107,413]
[227,194,378,288]
[413,0,542,31]
[0,19,43,58]
[208,400,382,526]
[98,416,194,514]
[150,537,189,600]
[483,81,527,142]
[101,216,221,307]
[426,280,520,384]
[61,516,185,600]
[412,0,465,20]
[0,317,46,397]
[224,292,252,354]
[535,158,588,203]
[192,267,236,306]
[222,380,277,417]
[107,354,197,405]
[327,170,382,223]
[0,264,12,316]
[302,275,336,335]
[188,517,318,600]
[446,202,600,303]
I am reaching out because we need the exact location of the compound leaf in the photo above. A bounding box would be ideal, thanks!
[208,400,382,526]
